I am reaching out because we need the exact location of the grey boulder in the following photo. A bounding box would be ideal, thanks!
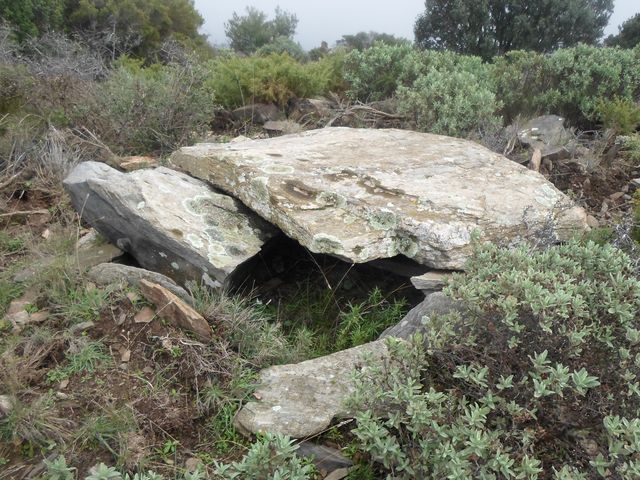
[63,162,276,288]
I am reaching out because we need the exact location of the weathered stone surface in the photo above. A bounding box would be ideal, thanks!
[64,162,276,288]
[263,120,303,135]
[380,292,462,340]
[118,156,158,171]
[139,279,212,341]
[410,271,452,292]
[88,263,193,305]
[3,289,50,331]
[296,443,353,474]
[235,340,390,438]
[75,229,123,270]
[518,115,576,158]
[13,256,55,283]
[231,103,284,124]
[288,98,336,126]
[172,128,588,270]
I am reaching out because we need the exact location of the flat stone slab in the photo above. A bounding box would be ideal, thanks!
[380,291,463,340]
[88,263,193,305]
[410,271,452,292]
[64,162,276,287]
[172,128,588,270]
[235,340,390,438]
[518,115,575,157]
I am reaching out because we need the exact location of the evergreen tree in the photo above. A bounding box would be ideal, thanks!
[0,0,65,39]
[414,0,614,60]
[224,7,298,55]
[606,13,640,49]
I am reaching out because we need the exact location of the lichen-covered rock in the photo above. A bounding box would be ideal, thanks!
[172,127,588,270]
[63,162,276,287]
[235,340,390,438]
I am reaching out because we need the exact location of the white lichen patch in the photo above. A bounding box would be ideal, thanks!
[186,234,204,249]
[171,262,180,270]
[159,252,168,258]
[534,184,560,208]
[208,242,226,255]
[316,191,346,209]
[261,164,295,175]
[250,176,270,202]
[136,201,146,210]
[368,209,397,231]
[310,233,344,254]
[396,236,419,258]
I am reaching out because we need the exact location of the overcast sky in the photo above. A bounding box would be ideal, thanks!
[193,0,640,50]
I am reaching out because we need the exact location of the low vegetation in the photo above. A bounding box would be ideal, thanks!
[347,239,640,478]
[1,2,639,478]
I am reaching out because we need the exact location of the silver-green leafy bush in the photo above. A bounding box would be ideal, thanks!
[344,45,501,137]
[492,45,640,126]
[396,50,502,137]
[41,456,203,480]
[350,239,640,478]
[343,42,414,102]
[214,432,314,479]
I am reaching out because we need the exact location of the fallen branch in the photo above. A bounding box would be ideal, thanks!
[0,208,49,218]
[0,172,21,190]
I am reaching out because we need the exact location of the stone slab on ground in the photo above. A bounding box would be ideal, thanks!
[63,162,276,288]
[235,340,390,438]
[172,127,588,270]
[380,291,463,340]
[88,263,194,305]
[75,229,123,270]
[139,279,212,341]
[410,271,453,292]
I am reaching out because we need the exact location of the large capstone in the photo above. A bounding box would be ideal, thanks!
[171,128,588,270]
[63,162,276,287]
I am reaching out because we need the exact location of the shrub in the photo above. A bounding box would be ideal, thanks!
[397,50,502,137]
[207,53,328,109]
[633,190,640,243]
[256,36,308,63]
[596,97,640,134]
[214,432,315,479]
[343,41,414,102]
[78,57,215,155]
[492,45,640,128]
[621,133,640,163]
[350,239,640,477]
[491,50,558,122]
[43,455,205,479]
[0,64,34,115]
[306,49,348,94]
[546,45,640,127]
